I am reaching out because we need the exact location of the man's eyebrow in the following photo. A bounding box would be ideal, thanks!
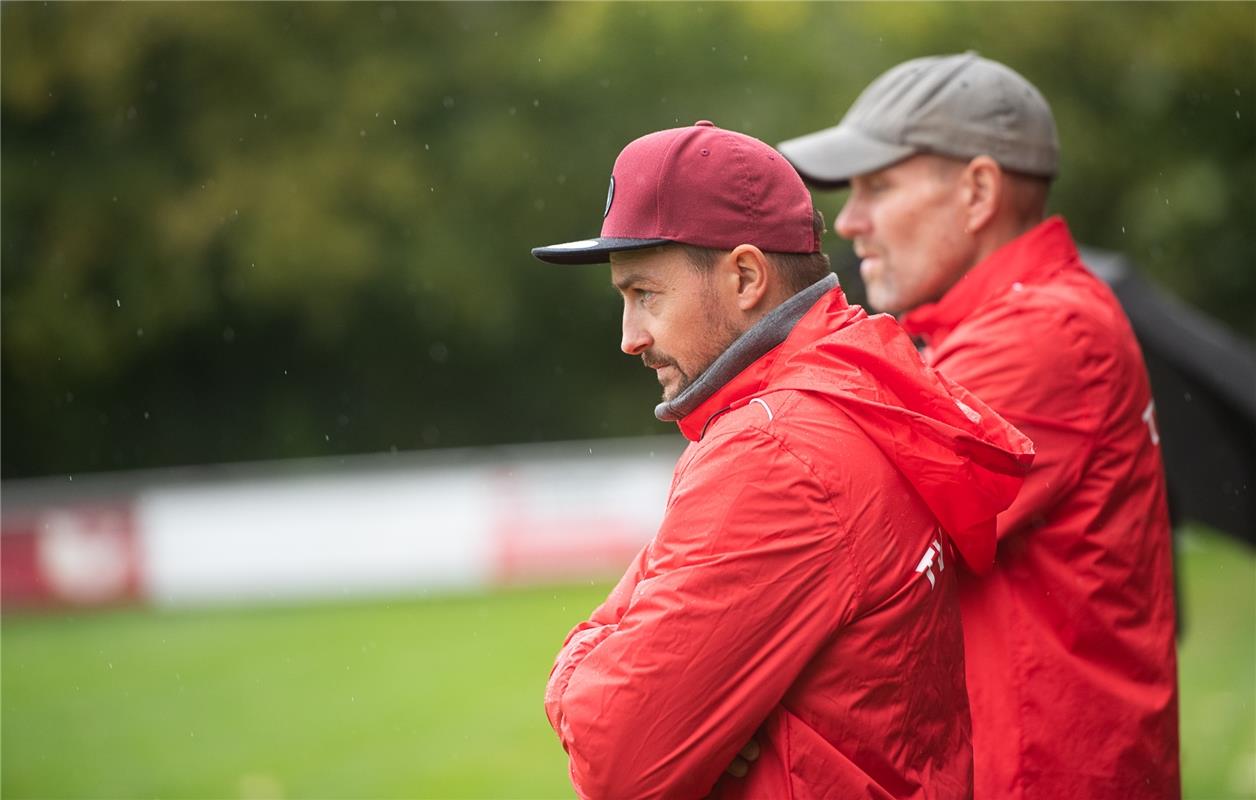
[611,272,652,292]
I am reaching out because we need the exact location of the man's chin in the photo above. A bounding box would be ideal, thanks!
[659,378,688,404]
[865,290,900,316]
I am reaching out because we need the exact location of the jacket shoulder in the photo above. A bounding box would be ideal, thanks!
[698,387,920,520]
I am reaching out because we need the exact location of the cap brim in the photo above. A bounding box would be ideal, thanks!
[777,125,917,189]
[531,236,672,265]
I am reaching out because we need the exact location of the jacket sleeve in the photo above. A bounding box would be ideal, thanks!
[930,300,1109,540]
[545,545,649,735]
[547,428,854,800]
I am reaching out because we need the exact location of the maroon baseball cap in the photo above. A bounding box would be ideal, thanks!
[532,120,818,265]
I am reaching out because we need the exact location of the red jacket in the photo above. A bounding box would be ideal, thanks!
[902,218,1180,799]
[546,285,1033,799]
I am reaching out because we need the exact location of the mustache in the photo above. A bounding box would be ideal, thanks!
[641,351,677,370]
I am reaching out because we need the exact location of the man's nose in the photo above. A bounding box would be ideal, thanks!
[621,310,651,356]
[834,197,866,241]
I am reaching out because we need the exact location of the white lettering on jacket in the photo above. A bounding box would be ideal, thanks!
[915,538,945,589]
[1142,399,1161,446]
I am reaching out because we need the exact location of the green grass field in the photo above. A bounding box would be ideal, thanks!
[3,527,1253,799]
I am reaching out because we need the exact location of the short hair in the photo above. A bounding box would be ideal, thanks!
[678,208,833,295]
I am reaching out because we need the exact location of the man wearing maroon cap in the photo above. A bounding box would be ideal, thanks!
[780,54,1181,799]
[533,120,1034,799]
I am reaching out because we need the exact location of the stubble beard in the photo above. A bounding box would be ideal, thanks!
[650,302,745,404]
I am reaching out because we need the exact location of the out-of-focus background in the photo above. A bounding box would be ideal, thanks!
[2,3,1253,798]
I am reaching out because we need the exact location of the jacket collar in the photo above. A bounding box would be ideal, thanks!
[656,274,849,442]
[901,216,1080,344]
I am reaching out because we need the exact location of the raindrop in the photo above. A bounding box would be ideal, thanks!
[137,327,144,338]
[360,129,367,137]
[115,299,121,308]
[533,99,540,108]
[143,411,150,420]
[1121,226,1126,234]
[324,434,331,442]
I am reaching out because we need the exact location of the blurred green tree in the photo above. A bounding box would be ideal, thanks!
[2,2,1253,478]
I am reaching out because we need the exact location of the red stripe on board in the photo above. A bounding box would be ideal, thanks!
[1,505,142,611]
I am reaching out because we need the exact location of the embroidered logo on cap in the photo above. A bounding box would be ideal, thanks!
[604,176,615,218]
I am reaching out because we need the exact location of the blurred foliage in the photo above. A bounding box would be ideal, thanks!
[2,2,1253,477]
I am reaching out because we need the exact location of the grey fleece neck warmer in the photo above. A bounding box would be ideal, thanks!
[654,273,839,423]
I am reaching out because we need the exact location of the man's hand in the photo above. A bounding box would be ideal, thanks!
[725,738,761,778]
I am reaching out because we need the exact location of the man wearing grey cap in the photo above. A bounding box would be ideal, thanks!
[779,52,1180,800]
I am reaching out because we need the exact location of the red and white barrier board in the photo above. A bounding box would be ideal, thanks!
[1,436,684,611]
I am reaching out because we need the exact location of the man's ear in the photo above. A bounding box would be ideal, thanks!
[726,244,772,312]
[962,156,1003,234]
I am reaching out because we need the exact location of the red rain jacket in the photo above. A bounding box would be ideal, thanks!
[546,285,1033,799]
[902,218,1180,799]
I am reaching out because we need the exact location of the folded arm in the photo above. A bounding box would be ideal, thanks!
[545,430,855,799]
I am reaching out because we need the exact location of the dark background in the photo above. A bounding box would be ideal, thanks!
[4,2,1253,479]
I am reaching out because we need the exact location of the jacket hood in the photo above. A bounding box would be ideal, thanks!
[687,285,1034,573]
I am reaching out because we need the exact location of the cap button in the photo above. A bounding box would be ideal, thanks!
[694,120,715,127]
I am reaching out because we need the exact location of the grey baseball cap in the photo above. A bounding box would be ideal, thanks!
[778,52,1059,188]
